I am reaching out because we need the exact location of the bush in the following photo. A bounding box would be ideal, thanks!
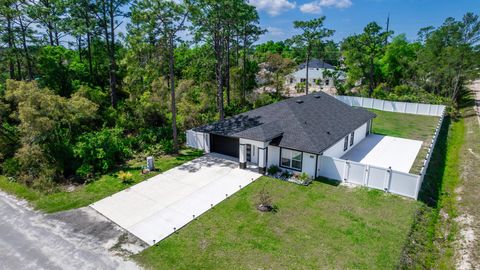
[298,172,312,182]
[281,170,292,179]
[130,127,173,154]
[1,158,20,177]
[73,128,132,178]
[295,82,306,93]
[14,144,57,190]
[267,165,280,175]
[118,171,134,184]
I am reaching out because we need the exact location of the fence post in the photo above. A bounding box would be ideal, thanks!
[415,174,423,199]
[384,167,392,192]
[343,160,350,182]
[382,99,385,110]
[403,102,407,113]
[363,165,370,186]
[415,103,419,114]
[361,97,364,107]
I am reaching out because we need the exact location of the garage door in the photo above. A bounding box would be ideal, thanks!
[210,134,239,158]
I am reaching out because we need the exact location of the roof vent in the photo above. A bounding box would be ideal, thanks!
[314,94,321,99]
[295,100,304,104]
[326,131,331,135]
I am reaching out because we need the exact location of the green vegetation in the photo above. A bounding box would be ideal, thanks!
[369,109,439,140]
[0,2,478,268]
[399,107,468,268]
[0,149,202,213]
[1,0,478,195]
[134,177,419,269]
[369,109,439,174]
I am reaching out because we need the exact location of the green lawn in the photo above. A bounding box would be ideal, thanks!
[368,109,440,174]
[0,148,203,213]
[135,177,419,270]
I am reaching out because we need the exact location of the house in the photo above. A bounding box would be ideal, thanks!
[284,59,345,94]
[186,92,376,178]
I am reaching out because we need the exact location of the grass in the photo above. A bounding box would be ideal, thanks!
[134,177,419,270]
[0,148,203,213]
[399,108,467,269]
[368,109,440,174]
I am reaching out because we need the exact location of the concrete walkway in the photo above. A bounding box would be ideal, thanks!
[341,134,422,173]
[0,191,141,270]
[91,154,261,245]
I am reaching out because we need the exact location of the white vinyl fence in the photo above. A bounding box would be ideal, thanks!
[417,110,446,194]
[335,95,446,117]
[186,130,209,152]
[319,97,447,199]
[317,156,421,199]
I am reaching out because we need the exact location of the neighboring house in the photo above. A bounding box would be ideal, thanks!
[285,59,345,95]
[186,92,376,178]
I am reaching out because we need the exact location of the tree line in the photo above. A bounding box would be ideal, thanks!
[0,0,478,190]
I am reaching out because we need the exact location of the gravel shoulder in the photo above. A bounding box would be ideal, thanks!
[0,190,146,270]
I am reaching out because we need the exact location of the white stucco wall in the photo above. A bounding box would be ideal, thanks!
[322,122,369,158]
[267,146,280,167]
[240,138,269,165]
[302,152,317,178]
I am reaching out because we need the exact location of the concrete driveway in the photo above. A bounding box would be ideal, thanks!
[341,134,422,173]
[0,191,142,270]
[91,154,261,245]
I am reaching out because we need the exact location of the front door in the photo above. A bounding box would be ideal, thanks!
[246,144,252,162]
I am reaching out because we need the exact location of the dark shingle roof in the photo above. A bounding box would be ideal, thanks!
[298,59,335,70]
[195,92,376,154]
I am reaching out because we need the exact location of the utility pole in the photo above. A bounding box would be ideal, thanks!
[385,13,390,45]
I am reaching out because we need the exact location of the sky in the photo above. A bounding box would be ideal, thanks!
[252,0,480,43]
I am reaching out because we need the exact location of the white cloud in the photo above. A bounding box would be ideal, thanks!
[300,0,352,14]
[249,0,296,16]
[266,27,285,36]
[300,2,322,14]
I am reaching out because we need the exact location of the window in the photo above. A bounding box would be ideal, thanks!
[350,132,355,146]
[325,79,330,86]
[300,78,306,83]
[280,148,302,170]
[290,78,294,84]
[343,136,349,151]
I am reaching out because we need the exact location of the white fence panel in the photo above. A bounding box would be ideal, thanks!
[318,156,344,181]
[366,166,386,190]
[317,155,422,199]
[383,100,395,112]
[186,130,209,152]
[363,97,374,108]
[186,130,196,148]
[417,104,430,115]
[405,103,418,114]
[372,99,384,110]
[346,162,365,185]
[389,171,420,199]
[350,97,362,107]
[334,95,446,117]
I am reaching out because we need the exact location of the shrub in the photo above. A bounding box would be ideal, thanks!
[73,128,132,178]
[1,158,20,177]
[281,170,292,179]
[14,144,57,190]
[298,172,312,182]
[295,82,306,93]
[118,171,134,184]
[267,165,280,175]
